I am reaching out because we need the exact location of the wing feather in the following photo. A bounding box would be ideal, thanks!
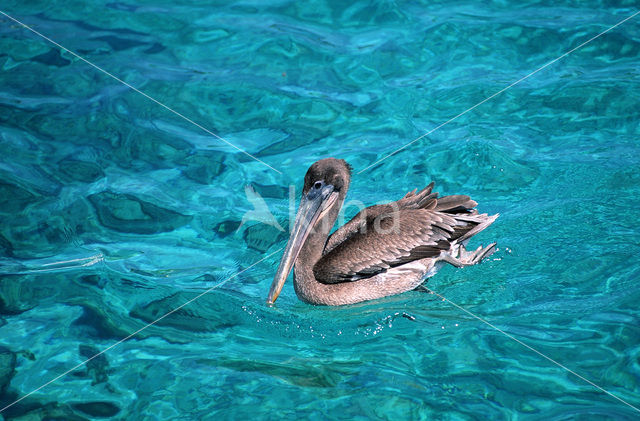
[314,209,469,284]
[324,183,437,254]
[316,182,493,284]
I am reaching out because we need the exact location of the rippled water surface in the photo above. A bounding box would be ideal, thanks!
[1,0,639,419]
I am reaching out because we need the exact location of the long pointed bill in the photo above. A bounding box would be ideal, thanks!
[267,185,337,304]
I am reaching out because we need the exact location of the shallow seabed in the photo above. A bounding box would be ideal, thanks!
[0,0,639,419]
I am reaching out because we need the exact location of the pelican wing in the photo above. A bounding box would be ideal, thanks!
[324,182,442,255]
[324,183,477,255]
[315,192,485,284]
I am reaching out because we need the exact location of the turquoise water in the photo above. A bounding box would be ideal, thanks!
[0,0,639,419]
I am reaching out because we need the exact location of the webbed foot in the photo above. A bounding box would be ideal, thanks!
[441,243,497,268]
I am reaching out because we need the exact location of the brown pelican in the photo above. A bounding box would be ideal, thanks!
[267,158,498,306]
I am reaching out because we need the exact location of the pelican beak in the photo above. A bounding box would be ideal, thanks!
[267,184,337,304]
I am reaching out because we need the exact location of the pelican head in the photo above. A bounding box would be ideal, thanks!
[267,158,351,304]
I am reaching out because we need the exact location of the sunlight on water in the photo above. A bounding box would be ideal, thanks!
[0,0,639,419]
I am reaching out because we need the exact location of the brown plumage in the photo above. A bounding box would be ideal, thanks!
[267,158,498,306]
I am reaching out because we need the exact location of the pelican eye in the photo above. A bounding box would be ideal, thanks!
[314,181,322,189]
